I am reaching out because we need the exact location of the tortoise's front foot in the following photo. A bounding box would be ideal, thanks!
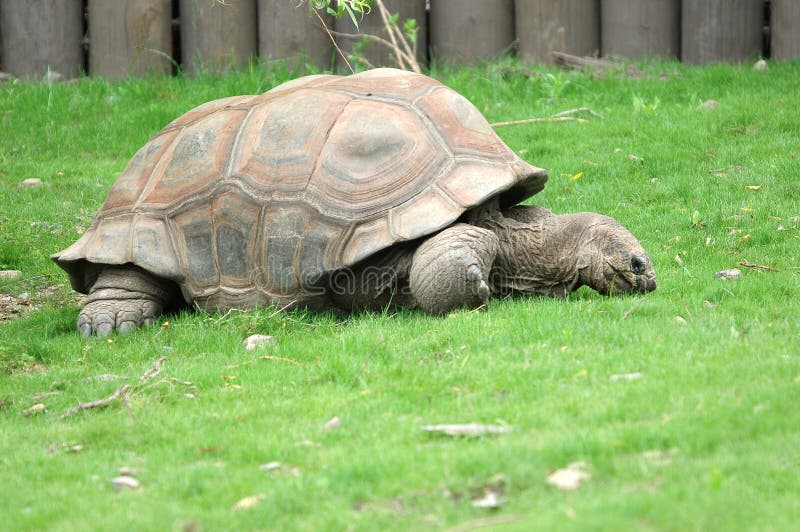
[78,265,175,338]
[409,224,498,315]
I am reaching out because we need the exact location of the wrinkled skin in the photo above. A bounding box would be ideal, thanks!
[75,204,656,336]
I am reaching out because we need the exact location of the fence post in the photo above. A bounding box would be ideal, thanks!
[771,0,800,60]
[334,0,427,71]
[179,0,257,75]
[258,1,334,71]
[601,0,680,59]
[516,0,600,63]
[681,0,763,64]
[430,0,514,64]
[0,0,83,79]
[88,0,173,79]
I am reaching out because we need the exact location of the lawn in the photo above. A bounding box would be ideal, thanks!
[1,59,799,530]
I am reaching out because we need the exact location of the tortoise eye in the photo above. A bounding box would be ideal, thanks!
[631,257,647,275]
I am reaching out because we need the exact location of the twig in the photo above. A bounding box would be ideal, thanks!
[622,297,647,320]
[448,515,523,532]
[0,394,11,412]
[553,107,605,119]
[491,107,603,128]
[139,356,167,384]
[329,30,417,69]
[314,8,353,74]
[374,0,405,70]
[491,116,588,127]
[740,261,779,272]
[374,0,421,73]
[61,384,131,418]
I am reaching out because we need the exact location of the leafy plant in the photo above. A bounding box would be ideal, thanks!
[303,0,371,28]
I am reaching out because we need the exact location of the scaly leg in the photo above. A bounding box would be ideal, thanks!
[409,224,498,315]
[78,265,177,338]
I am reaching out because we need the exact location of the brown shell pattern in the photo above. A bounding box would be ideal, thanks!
[52,68,548,309]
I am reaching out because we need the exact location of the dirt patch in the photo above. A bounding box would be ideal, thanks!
[0,284,81,320]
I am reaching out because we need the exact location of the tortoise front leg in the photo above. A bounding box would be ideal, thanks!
[78,265,176,338]
[409,224,499,315]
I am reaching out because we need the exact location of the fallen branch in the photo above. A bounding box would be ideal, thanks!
[491,116,587,127]
[552,51,617,71]
[139,356,167,384]
[491,107,603,128]
[740,261,779,272]
[61,384,131,419]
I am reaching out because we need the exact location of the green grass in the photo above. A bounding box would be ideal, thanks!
[1,60,799,530]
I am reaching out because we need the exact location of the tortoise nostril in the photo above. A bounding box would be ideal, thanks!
[631,256,646,275]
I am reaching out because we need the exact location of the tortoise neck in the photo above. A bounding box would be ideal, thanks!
[478,207,586,296]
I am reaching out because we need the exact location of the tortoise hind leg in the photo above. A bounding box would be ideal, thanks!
[409,224,499,315]
[78,265,178,338]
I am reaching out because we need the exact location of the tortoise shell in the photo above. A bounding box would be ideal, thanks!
[52,68,548,310]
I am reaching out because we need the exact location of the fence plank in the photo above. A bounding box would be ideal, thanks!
[682,0,763,64]
[0,0,83,79]
[771,0,800,60]
[88,0,173,79]
[431,0,514,64]
[516,0,600,63]
[601,0,680,58]
[258,1,334,70]
[180,0,257,75]
[334,0,427,71]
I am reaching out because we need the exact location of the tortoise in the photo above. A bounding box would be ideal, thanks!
[52,68,656,337]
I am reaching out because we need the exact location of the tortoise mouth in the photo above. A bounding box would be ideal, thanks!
[609,267,657,295]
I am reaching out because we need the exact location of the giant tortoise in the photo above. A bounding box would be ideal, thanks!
[52,68,656,337]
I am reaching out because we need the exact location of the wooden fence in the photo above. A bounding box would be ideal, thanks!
[0,0,798,80]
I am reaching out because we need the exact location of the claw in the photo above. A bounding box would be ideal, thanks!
[117,321,136,335]
[96,322,113,338]
[477,280,490,302]
[467,264,482,282]
[79,322,92,338]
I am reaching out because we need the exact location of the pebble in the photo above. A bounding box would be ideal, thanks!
[243,334,277,351]
[111,476,140,490]
[716,268,742,281]
[20,178,43,187]
[697,99,719,110]
[0,270,22,281]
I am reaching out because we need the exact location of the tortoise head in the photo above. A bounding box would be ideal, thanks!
[574,214,657,296]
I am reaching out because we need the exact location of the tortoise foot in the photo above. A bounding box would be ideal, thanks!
[78,265,176,337]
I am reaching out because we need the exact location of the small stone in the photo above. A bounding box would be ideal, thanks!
[471,489,507,509]
[674,316,687,325]
[0,270,22,281]
[243,334,277,351]
[22,403,46,417]
[21,178,43,187]
[754,59,768,71]
[259,461,282,472]
[609,372,643,382]
[716,268,742,281]
[232,494,265,511]
[697,100,719,110]
[111,476,140,490]
[547,463,591,490]
[323,416,341,431]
